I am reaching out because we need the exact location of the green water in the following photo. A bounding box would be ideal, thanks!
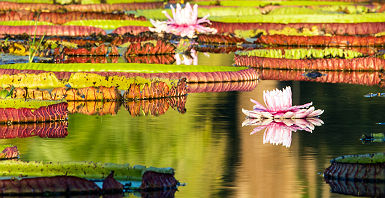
[0,53,384,197]
[0,81,383,197]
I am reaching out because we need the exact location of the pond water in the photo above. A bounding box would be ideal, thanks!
[1,53,385,198]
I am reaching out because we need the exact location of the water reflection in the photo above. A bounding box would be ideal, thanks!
[175,49,198,65]
[324,152,385,197]
[259,69,384,87]
[54,55,176,64]
[325,179,385,197]
[361,133,385,144]
[67,96,187,116]
[302,70,326,79]
[243,118,323,147]
[0,145,18,159]
[364,92,385,98]
[0,122,68,139]
[0,161,178,198]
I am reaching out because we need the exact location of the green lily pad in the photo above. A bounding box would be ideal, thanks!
[194,0,354,6]
[0,99,64,109]
[0,21,54,26]
[210,13,385,23]
[236,48,364,59]
[0,160,174,181]
[333,153,385,164]
[0,63,248,73]
[63,20,152,29]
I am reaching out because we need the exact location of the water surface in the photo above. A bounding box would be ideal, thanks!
[1,53,384,198]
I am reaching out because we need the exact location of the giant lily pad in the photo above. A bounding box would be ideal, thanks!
[236,48,364,59]
[0,63,247,73]
[324,153,385,181]
[194,0,355,6]
[63,20,152,29]
[209,13,385,23]
[0,160,174,181]
[0,21,54,26]
[0,99,67,123]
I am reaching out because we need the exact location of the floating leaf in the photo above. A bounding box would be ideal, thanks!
[0,160,174,181]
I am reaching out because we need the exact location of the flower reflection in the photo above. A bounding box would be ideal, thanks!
[242,118,324,147]
[175,49,198,65]
[242,86,324,119]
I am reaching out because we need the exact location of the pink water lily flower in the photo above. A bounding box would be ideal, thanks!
[242,118,324,147]
[242,86,324,119]
[149,3,217,38]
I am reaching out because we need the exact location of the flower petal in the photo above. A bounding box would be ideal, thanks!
[308,109,324,117]
[250,98,267,111]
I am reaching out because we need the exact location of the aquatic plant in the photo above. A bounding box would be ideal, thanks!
[332,152,385,164]
[0,160,178,194]
[0,11,146,25]
[0,100,67,123]
[63,2,163,12]
[63,19,152,30]
[187,81,258,93]
[1,81,186,100]
[0,171,177,195]
[324,153,385,182]
[149,3,217,38]
[242,118,323,147]
[210,13,385,24]
[0,98,62,109]
[258,70,383,87]
[0,160,174,181]
[55,56,121,64]
[224,22,385,37]
[58,44,119,56]
[124,40,176,56]
[195,0,358,7]
[0,175,102,195]
[28,23,45,63]
[196,33,247,44]
[112,26,153,35]
[50,87,121,101]
[234,48,385,70]
[0,20,53,26]
[360,133,385,144]
[0,63,246,74]
[235,55,385,71]
[0,1,163,12]
[0,145,18,159]
[125,55,175,64]
[236,48,364,59]
[0,63,257,84]
[208,19,385,46]
[242,86,323,119]
[0,25,105,37]
[255,35,385,46]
